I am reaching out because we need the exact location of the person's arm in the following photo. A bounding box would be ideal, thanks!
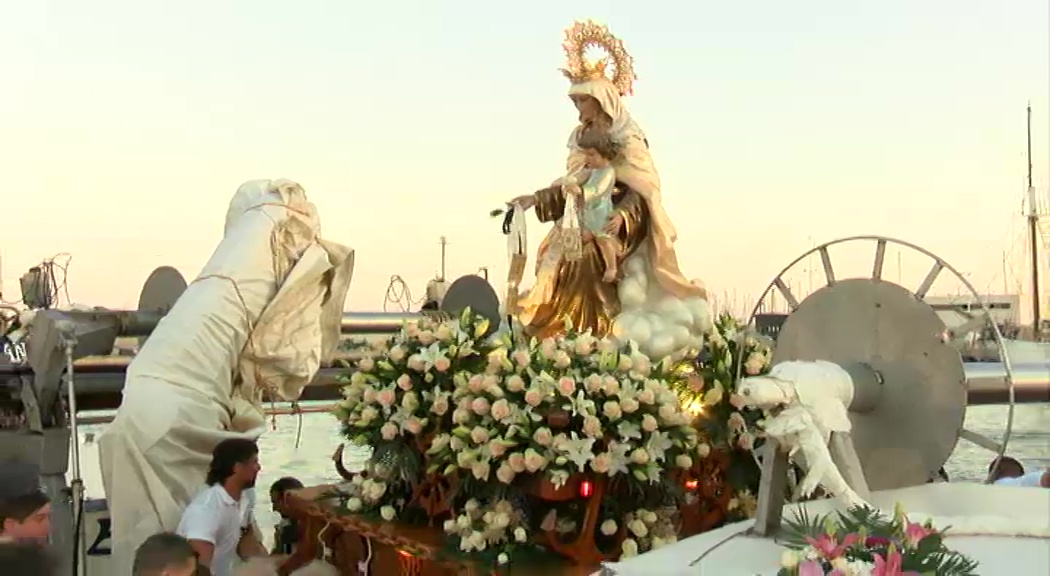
[237,490,269,559]
[179,505,221,569]
[237,528,269,559]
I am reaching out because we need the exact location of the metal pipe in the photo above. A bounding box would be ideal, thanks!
[8,361,1043,408]
[340,311,421,334]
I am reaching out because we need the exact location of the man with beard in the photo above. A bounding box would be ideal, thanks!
[176,439,270,576]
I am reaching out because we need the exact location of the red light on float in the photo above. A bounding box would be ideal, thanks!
[684,480,698,490]
[578,480,594,498]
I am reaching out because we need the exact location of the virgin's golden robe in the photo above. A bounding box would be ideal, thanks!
[520,183,649,339]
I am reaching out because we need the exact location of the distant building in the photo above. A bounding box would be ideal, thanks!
[924,294,1020,332]
[754,313,788,341]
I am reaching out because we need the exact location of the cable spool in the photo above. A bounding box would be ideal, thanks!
[440,275,501,338]
[136,266,187,348]
[748,236,1016,489]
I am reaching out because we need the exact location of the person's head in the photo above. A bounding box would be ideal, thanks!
[269,477,303,517]
[0,542,58,575]
[205,439,260,488]
[0,458,51,544]
[0,492,51,543]
[133,533,197,576]
[988,456,1025,481]
[569,93,608,125]
[576,130,622,169]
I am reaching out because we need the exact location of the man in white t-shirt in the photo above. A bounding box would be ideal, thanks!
[989,456,1050,488]
[176,439,272,576]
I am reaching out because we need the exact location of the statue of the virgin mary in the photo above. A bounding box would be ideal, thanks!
[508,21,711,360]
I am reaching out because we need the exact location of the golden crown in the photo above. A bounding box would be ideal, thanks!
[558,20,636,96]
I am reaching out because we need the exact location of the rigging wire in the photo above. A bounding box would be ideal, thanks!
[383,275,427,312]
[0,253,73,308]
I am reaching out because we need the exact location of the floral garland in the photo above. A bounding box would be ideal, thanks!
[334,311,703,567]
[777,504,979,576]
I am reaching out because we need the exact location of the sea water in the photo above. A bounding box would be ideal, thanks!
[74,403,1049,548]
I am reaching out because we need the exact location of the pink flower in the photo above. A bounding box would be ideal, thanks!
[468,375,486,393]
[404,418,423,435]
[871,546,920,576]
[490,398,512,421]
[471,397,491,415]
[797,560,824,576]
[376,389,396,408]
[470,427,489,444]
[489,440,508,458]
[556,377,576,396]
[433,357,451,372]
[553,350,571,368]
[804,533,860,560]
[417,330,435,345]
[396,374,413,391]
[511,350,530,368]
[524,389,543,407]
[901,519,936,549]
[505,374,525,392]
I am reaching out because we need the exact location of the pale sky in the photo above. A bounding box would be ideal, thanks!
[2,0,1048,318]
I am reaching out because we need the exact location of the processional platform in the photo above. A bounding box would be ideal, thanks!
[283,485,598,576]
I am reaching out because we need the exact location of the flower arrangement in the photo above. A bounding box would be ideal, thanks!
[670,312,773,525]
[777,504,979,576]
[333,310,704,567]
[334,309,500,518]
[615,507,679,558]
[424,331,699,493]
[421,329,700,562]
[442,498,530,566]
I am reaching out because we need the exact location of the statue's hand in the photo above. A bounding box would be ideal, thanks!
[604,213,625,235]
[510,194,536,210]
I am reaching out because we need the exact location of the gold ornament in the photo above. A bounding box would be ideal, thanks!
[558,20,637,96]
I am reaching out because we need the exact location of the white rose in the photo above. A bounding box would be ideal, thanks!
[380,506,396,521]
[600,519,618,536]
[497,552,509,565]
[627,519,648,538]
[347,497,362,512]
[514,527,527,542]
[621,538,639,558]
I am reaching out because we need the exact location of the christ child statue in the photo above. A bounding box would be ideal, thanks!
[561,129,624,283]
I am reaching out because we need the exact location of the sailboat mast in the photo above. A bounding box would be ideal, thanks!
[1025,103,1041,335]
[438,236,449,281]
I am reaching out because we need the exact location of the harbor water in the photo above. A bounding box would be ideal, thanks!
[75,403,1049,547]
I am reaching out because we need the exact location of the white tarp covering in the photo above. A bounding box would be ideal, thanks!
[98,179,354,576]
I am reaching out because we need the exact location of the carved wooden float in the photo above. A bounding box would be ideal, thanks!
[281,485,600,576]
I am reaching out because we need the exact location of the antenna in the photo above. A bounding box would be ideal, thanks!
[438,236,449,282]
[1024,103,1041,335]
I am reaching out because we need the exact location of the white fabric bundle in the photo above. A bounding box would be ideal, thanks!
[98,179,354,576]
